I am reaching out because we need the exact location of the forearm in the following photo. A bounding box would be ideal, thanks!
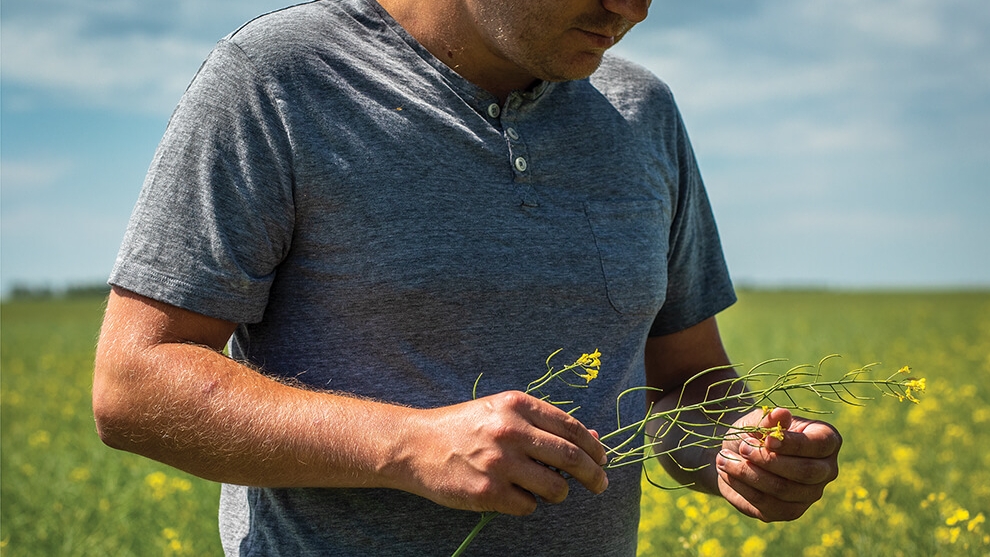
[94,287,608,515]
[94,339,414,489]
[648,367,744,494]
[642,318,738,494]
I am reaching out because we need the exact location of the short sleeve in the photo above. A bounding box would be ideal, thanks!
[109,39,295,323]
[649,104,736,336]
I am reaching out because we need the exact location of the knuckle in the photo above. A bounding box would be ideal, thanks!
[557,443,582,469]
[559,414,584,438]
[543,477,570,504]
[781,505,808,522]
[763,475,789,495]
[761,505,805,523]
[792,460,825,484]
[494,489,537,517]
[830,427,843,452]
[488,422,517,444]
[468,476,498,501]
[827,461,840,483]
[478,448,508,472]
[516,498,539,516]
[498,390,530,410]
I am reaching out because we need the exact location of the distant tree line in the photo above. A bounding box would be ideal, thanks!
[4,283,111,301]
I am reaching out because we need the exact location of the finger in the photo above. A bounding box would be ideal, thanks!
[737,440,838,485]
[766,418,843,459]
[502,458,573,508]
[529,403,608,466]
[751,407,792,450]
[522,426,609,495]
[715,457,812,522]
[486,484,541,516]
[718,448,826,503]
[522,399,609,492]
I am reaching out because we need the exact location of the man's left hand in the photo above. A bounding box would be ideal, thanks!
[715,407,842,522]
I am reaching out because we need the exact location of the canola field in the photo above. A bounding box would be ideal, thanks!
[2,290,988,556]
[639,290,990,557]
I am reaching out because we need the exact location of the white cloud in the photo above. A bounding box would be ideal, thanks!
[2,16,213,113]
[1,0,987,289]
[619,0,990,162]
[0,157,75,194]
[0,0,290,114]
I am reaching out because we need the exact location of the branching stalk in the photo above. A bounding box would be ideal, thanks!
[452,352,925,556]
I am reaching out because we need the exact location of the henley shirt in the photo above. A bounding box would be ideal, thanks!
[109,0,736,555]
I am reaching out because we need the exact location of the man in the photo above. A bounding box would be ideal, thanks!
[93,0,842,555]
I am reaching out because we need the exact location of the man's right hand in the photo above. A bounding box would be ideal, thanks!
[391,391,610,516]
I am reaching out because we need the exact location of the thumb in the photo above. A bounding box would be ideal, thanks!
[758,407,792,450]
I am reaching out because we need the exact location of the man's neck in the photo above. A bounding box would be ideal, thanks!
[376,0,536,102]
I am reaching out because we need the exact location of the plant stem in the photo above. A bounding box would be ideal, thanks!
[451,512,500,557]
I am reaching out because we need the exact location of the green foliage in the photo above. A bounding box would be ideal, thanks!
[2,291,987,556]
[639,289,990,556]
[1,299,221,556]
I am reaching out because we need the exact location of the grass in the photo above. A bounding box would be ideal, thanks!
[638,289,990,556]
[2,290,988,556]
[1,297,220,556]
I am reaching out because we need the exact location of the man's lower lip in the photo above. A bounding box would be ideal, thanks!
[578,29,616,48]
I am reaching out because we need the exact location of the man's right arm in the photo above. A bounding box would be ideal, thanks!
[92,286,608,515]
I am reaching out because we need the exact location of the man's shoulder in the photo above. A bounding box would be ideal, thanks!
[223,0,371,62]
[589,54,677,110]
[586,54,679,123]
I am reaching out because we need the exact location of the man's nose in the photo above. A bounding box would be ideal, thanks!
[601,0,650,24]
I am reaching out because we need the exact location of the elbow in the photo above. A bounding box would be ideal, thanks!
[92,350,145,452]
[92,401,126,451]
[92,373,131,451]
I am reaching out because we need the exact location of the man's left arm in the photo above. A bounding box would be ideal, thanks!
[644,316,843,522]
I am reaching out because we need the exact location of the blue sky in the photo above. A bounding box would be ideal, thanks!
[2,0,988,294]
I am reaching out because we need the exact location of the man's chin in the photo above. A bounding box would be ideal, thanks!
[540,53,608,83]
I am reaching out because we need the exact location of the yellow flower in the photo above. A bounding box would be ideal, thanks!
[946,508,970,526]
[821,528,843,548]
[28,430,51,448]
[740,535,767,557]
[573,349,601,383]
[897,377,927,403]
[146,471,193,500]
[575,349,601,369]
[698,538,725,557]
[69,467,91,482]
[898,365,911,374]
[902,377,926,403]
[577,367,599,383]
[968,512,985,532]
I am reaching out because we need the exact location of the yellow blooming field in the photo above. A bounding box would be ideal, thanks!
[2,290,988,556]
[0,298,219,557]
[639,290,990,557]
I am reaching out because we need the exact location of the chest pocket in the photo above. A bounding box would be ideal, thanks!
[585,199,670,316]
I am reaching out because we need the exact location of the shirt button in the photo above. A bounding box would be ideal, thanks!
[487,103,501,118]
[514,156,528,172]
[506,127,520,140]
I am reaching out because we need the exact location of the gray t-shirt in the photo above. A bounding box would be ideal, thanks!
[109,0,736,555]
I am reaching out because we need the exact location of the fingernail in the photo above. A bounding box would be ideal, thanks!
[716,452,727,469]
[738,442,753,456]
[765,436,782,450]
